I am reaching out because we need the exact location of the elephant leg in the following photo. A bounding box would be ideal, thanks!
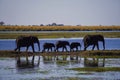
[96,43,99,50]
[56,47,58,52]
[18,48,20,52]
[51,48,52,52]
[26,46,29,52]
[65,46,67,52]
[71,48,72,51]
[48,48,50,52]
[84,46,88,51]
[42,49,44,52]
[92,44,95,50]
[80,46,81,50]
[76,47,78,51]
[31,44,35,52]
[62,47,64,52]
[14,47,18,51]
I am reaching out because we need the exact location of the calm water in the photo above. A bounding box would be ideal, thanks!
[0,38,120,51]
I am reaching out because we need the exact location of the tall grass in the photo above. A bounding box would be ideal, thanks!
[0,25,120,31]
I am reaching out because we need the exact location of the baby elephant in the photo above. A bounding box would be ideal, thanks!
[70,42,81,52]
[42,43,55,52]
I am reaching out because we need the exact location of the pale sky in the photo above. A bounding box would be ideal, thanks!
[0,0,120,25]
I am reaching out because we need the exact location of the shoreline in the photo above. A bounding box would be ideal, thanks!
[0,50,120,58]
[0,37,120,40]
[0,31,120,39]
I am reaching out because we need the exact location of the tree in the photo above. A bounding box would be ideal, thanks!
[51,23,57,26]
[0,21,4,25]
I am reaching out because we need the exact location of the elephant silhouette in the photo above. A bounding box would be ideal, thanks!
[70,42,81,51]
[83,34,105,50]
[14,35,40,52]
[42,43,55,52]
[55,41,70,52]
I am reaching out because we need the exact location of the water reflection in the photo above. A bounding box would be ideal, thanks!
[16,55,40,69]
[16,54,106,69]
[84,58,105,67]
[0,56,120,80]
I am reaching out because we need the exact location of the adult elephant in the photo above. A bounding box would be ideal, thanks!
[42,43,55,52]
[70,42,81,51]
[14,35,40,52]
[83,34,105,51]
[55,41,70,52]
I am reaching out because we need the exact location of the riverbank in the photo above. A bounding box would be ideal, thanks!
[0,25,120,31]
[0,50,120,58]
[0,31,120,39]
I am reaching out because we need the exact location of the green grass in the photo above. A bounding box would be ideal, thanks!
[68,67,120,72]
[0,32,120,39]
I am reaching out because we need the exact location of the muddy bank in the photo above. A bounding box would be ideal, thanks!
[0,50,120,57]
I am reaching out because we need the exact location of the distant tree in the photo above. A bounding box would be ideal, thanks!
[57,24,64,26]
[76,24,81,26]
[40,24,44,26]
[51,23,57,26]
[0,21,5,25]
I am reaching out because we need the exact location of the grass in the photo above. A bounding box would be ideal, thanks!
[68,67,120,72]
[0,25,120,31]
[0,31,120,39]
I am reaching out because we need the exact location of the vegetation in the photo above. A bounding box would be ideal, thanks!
[68,67,120,72]
[0,50,120,57]
[0,31,120,39]
[0,25,120,31]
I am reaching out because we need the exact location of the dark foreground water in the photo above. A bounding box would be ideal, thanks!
[0,38,120,51]
[0,56,120,80]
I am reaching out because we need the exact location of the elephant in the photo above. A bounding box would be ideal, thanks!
[42,43,55,52]
[83,34,105,51]
[70,42,81,51]
[14,35,40,52]
[55,41,70,52]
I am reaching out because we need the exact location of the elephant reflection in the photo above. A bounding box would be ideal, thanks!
[83,35,105,50]
[55,41,70,52]
[70,42,81,51]
[42,43,55,52]
[15,36,40,52]
[84,58,105,67]
[16,55,40,68]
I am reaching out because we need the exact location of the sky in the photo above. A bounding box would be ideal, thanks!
[0,0,120,26]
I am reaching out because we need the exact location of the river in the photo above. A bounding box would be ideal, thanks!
[0,38,120,51]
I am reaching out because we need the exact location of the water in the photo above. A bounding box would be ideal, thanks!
[0,30,120,79]
[0,38,120,80]
[0,38,120,51]
[0,57,120,80]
